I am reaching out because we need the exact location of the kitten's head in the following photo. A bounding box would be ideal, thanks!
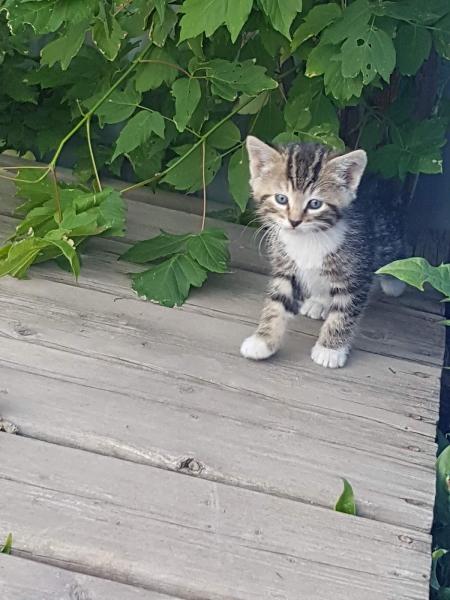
[246,136,367,233]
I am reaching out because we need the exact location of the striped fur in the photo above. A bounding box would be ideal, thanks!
[240,136,406,368]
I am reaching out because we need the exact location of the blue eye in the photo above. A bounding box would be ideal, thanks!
[307,199,323,210]
[275,193,288,205]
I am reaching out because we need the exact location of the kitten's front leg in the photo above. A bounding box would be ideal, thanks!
[311,282,371,368]
[240,273,302,360]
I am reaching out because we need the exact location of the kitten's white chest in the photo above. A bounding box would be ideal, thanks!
[279,223,346,296]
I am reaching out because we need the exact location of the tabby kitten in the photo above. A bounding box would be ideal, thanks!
[240,136,406,368]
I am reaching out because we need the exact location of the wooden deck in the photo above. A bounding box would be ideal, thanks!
[0,162,444,600]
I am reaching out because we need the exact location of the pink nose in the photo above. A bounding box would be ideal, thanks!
[289,219,301,228]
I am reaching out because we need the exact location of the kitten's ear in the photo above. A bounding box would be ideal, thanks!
[326,149,367,194]
[246,135,281,179]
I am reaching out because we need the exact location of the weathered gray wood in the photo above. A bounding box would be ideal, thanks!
[0,275,438,532]
[0,435,431,600]
[0,555,176,600]
[0,214,444,364]
[0,173,443,316]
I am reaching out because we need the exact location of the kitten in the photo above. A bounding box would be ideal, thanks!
[240,136,406,368]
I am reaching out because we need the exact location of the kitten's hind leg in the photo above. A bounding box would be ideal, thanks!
[379,275,406,298]
[240,273,301,360]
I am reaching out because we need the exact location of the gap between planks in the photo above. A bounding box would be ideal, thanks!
[0,434,431,600]
[0,274,439,532]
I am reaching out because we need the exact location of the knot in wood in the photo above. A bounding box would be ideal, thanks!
[178,457,204,474]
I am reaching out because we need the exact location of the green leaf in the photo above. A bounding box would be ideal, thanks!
[45,238,80,278]
[377,257,450,296]
[292,3,341,50]
[395,24,432,75]
[434,13,450,60]
[436,446,450,529]
[171,78,201,132]
[162,144,221,193]
[371,118,446,179]
[202,59,277,101]
[179,0,253,43]
[228,147,250,212]
[84,83,141,126]
[112,109,165,161]
[0,238,48,278]
[334,479,356,516]
[120,231,191,264]
[151,4,178,47]
[132,253,207,307]
[134,47,178,92]
[41,21,88,70]
[92,11,125,61]
[1,533,12,555]
[258,0,302,39]
[340,28,396,84]
[322,0,371,44]
[208,121,241,150]
[187,229,230,273]
[96,189,126,237]
[432,549,448,591]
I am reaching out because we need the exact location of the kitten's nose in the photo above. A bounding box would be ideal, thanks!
[289,219,302,229]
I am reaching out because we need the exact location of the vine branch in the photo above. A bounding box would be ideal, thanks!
[86,115,102,192]
[200,141,206,232]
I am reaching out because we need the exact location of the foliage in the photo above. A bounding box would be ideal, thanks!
[0,170,125,279]
[377,258,450,298]
[0,0,449,304]
[378,260,450,598]
[1,533,12,554]
[120,229,229,306]
[334,478,356,516]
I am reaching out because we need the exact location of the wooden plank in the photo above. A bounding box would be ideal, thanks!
[0,435,431,600]
[0,276,438,531]
[0,214,444,364]
[0,154,224,215]
[0,173,443,316]
[0,555,175,600]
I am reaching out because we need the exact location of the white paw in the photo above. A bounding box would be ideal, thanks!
[240,335,274,360]
[300,298,330,320]
[311,343,349,368]
[380,276,406,298]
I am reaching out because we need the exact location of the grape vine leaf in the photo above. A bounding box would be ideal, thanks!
[208,121,241,150]
[228,147,250,212]
[377,257,450,297]
[171,77,201,132]
[321,0,371,44]
[258,0,302,39]
[132,253,207,307]
[92,10,125,61]
[291,3,341,50]
[203,59,277,101]
[340,28,396,84]
[134,47,178,91]
[112,109,165,160]
[84,83,141,126]
[162,144,221,192]
[41,22,88,70]
[187,229,230,273]
[179,0,253,43]
[434,13,450,61]
[395,24,432,75]
[120,231,192,264]
[334,479,356,516]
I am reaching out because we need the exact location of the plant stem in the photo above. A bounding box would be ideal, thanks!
[50,166,62,223]
[121,93,259,194]
[86,115,102,192]
[200,141,206,232]
[49,42,152,169]
[139,59,192,79]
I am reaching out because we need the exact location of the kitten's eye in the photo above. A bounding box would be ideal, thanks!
[307,199,323,210]
[275,193,288,206]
